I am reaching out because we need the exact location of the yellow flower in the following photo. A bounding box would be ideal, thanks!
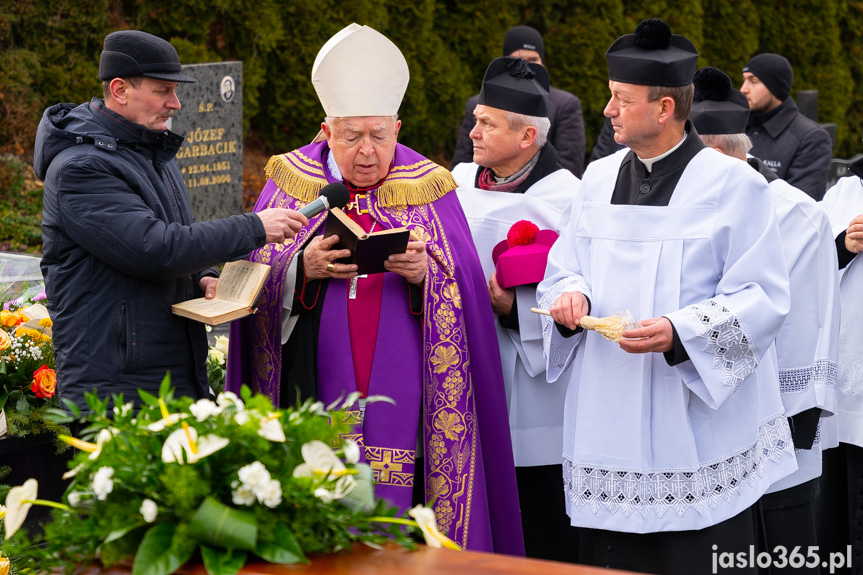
[0,330,9,351]
[430,345,458,374]
[39,317,52,328]
[434,410,465,441]
[0,552,9,575]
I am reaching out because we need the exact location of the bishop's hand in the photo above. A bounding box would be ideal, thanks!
[384,241,428,286]
[303,235,358,281]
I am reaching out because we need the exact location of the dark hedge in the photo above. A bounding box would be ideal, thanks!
[0,0,859,164]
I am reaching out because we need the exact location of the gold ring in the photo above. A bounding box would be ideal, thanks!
[326,263,335,272]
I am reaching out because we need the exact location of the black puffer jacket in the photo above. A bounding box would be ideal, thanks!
[746,98,833,200]
[34,98,267,408]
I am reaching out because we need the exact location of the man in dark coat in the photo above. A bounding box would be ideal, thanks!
[35,30,306,409]
[451,26,586,177]
[741,53,833,200]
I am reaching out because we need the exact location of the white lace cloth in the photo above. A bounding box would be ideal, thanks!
[684,299,758,389]
[562,414,793,519]
[778,359,838,395]
[538,275,591,371]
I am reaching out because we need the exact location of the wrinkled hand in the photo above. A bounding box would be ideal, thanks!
[199,276,218,299]
[488,273,515,316]
[257,208,308,244]
[303,235,358,281]
[549,291,589,330]
[846,214,863,254]
[618,317,673,354]
[385,241,428,286]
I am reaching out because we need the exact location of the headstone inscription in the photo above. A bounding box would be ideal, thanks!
[170,61,243,222]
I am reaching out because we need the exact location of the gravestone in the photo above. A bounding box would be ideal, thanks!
[170,62,243,222]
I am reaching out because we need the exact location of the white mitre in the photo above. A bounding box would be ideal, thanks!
[312,23,409,117]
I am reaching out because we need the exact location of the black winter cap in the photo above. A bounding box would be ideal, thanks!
[478,57,550,117]
[743,53,793,102]
[690,67,750,135]
[503,26,545,60]
[606,18,698,87]
[99,30,196,83]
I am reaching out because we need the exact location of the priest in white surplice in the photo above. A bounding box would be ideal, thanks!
[690,66,840,572]
[536,19,797,574]
[452,56,579,562]
[818,155,863,567]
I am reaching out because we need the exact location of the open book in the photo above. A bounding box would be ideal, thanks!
[323,208,410,275]
[171,260,271,325]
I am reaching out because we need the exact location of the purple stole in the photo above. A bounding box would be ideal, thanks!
[228,142,524,554]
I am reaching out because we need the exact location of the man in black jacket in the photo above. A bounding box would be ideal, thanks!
[741,53,833,200]
[451,26,586,177]
[35,30,306,409]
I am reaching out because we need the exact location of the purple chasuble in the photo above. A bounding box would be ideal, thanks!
[228,141,524,555]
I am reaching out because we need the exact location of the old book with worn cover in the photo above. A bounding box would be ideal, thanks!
[323,208,410,275]
[171,260,271,325]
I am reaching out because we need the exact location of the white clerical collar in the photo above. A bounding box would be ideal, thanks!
[637,131,687,173]
[326,148,343,180]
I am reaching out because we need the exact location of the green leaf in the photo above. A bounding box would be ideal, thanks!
[0,391,7,410]
[137,388,158,406]
[201,545,246,575]
[338,464,375,513]
[104,524,140,544]
[15,395,30,413]
[61,397,81,418]
[255,524,307,564]
[189,497,258,552]
[158,373,172,398]
[132,523,195,575]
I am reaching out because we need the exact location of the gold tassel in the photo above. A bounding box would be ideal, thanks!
[264,154,325,203]
[376,166,457,208]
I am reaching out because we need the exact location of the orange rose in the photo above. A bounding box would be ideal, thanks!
[32,365,56,399]
[0,329,10,351]
[0,310,25,328]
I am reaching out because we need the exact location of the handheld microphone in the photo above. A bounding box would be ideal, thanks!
[298,182,350,218]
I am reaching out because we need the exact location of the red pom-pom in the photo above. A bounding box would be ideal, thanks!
[507,220,540,248]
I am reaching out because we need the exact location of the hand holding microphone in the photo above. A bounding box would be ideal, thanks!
[257,182,350,244]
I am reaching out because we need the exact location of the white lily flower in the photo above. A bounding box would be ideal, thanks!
[292,440,344,479]
[147,412,189,432]
[87,428,115,460]
[67,492,81,507]
[342,438,361,464]
[161,426,229,464]
[140,499,158,523]
[216,391,244,411]
[189,398,222,422]
[92,467,115,501]
[62,464,83,480]
[257,413,286,442]
[314,487,334,503]
[309,401,324,414]
[293,441,356,500]
[0,479,31,539]
[214,335,230,355]
[234,411,251,425]
[408,505,461,550]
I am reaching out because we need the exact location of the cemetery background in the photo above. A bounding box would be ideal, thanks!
[0,0,861,253]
